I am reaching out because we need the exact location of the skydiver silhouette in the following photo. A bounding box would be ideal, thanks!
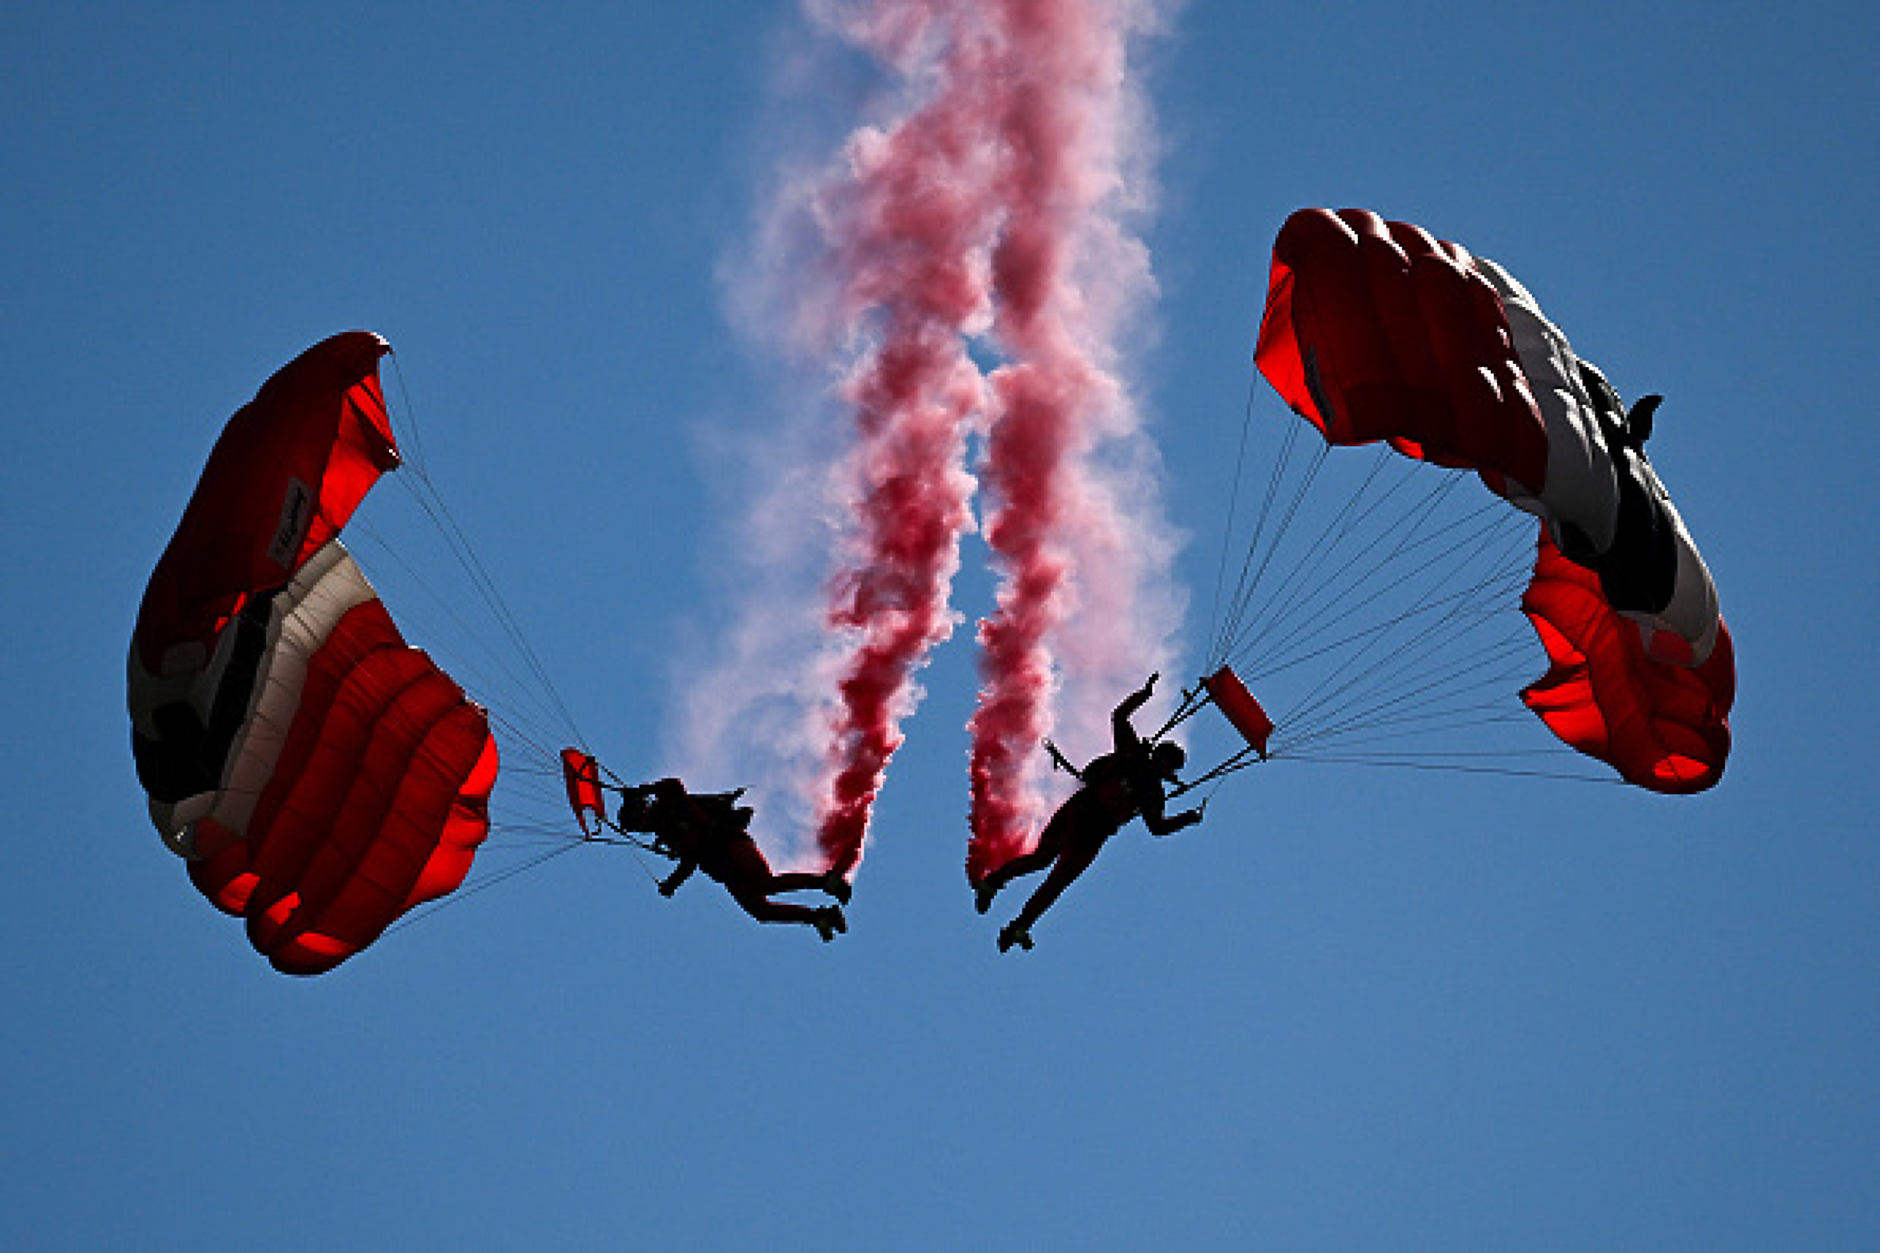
[618,778,850,941]
[972,673,1205,952]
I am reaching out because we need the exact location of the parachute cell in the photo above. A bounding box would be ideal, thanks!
[1520,533,1734,793]
[1255,206,1550,497]
[129,332,498,974]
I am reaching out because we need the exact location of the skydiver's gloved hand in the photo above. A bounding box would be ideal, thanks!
[1155,800,1206,836]
[658,859,695,898]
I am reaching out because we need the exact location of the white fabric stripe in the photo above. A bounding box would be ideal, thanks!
[1476,258,1621,550]
[1479,258,1720,665]
[208,540,380,842]
[140,540,382,857]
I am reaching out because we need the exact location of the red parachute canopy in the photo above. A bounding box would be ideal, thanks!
[129,332,498,975]
[1253,207,1732,792]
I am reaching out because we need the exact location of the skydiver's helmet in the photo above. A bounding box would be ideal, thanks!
[1150,741,1186,782]
[617,788,654,832]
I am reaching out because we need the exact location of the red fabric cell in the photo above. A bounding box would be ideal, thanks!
[1254,207,1549,496]
[132,331,396,675]
[1519,533,1732,794]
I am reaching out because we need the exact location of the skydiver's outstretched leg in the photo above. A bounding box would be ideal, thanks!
[716,838,846,939]
[976,843,1055,906]
[974,805,1074,913]
[726,839,845,900]
[999,830,1108,952]
[727,886,847,941]
[766,869,850,904]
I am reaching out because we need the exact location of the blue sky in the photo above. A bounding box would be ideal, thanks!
[4,2,1875,1248]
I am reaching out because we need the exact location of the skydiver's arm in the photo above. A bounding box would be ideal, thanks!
[1112,673,1159,753]
[659,858,697,897]
[1141,789,1204,837]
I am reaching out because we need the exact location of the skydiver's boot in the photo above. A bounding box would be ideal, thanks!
[812,905,847,943]
[821,870,852,905]
[997,922,1032,953]
[973,878,999,915]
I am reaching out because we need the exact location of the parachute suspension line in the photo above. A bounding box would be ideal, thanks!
[1237,521,1529,693]
[1148,678,1215,743]
[385,352,431,477]
[344,516,572,758]
[481,708,575,778]
[1253,488,1527,707]
[385,799,674,941]
[386,355,578,740]
[1210,425,1326,676]
[1269,755,1623,784]
[1207,420,1326,676]
[1271,504,1534,754]
[1278,643,1572,773]
[1205,376,1264,674]
[383,840,586,938]
[1167,745,1263,799]
[1226,448,1455,678]
[1271,624,1578,775]
[383,355,588,754]
[1200,401,1604,779]
[1278,626,1532,760]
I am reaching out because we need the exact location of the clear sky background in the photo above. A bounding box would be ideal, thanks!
[4,3,1875,1249]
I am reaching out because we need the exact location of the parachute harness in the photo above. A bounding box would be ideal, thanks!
[1151,677,1269,802]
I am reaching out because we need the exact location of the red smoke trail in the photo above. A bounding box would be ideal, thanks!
[808,4,1001,875]
[965,0,1151,883]
[805,0,1172,880]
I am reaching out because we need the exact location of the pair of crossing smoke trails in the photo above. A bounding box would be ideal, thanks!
[682,0,1183,883]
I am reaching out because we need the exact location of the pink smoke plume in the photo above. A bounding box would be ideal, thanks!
[787,0,1178,881]
[964,0,1174,883]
